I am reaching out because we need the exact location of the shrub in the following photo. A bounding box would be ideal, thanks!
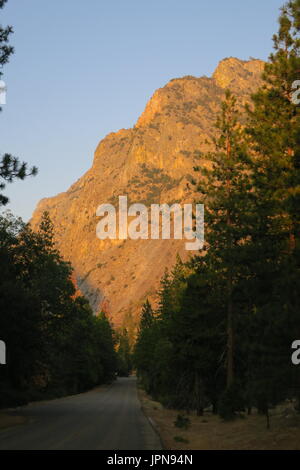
[174,414,190,429]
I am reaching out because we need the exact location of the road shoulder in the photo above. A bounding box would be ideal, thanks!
[0,411,28,430]
[138,387,300,450]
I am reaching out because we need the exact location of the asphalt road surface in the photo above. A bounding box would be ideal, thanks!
[0,376,162,450]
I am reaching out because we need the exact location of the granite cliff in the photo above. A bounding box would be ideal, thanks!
[31,57,264,329]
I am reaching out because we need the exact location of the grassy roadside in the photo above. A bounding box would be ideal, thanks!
[0,411,27,430]
[138,387,300,450]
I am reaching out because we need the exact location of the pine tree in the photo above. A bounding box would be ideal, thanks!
[243,0,300,417]
[194,90,253,395]
[0,1,13,82]
[156,268,173,318]
[246,0,300,252]
[116,329,132,377]
[0,1,37,205]
[139,299,154,331]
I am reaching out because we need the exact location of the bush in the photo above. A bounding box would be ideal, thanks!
[174,414,190,429]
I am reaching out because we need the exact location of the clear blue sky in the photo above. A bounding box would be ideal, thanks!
[1,0,284,221]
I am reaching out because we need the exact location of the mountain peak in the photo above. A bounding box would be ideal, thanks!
[136,57,264,128]
[213,56,264,90]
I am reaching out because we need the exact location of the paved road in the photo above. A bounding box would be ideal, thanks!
[0,377,162,450]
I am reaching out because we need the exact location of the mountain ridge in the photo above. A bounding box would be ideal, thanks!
[31,57,265,329]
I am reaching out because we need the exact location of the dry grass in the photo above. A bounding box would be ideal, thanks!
[139,388,300,450]
[0,411,27,430]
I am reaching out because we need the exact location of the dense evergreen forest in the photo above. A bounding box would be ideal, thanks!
[134,0,300,423]
[0,211,118,406]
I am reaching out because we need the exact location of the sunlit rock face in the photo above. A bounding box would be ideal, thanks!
[31,58,264,328]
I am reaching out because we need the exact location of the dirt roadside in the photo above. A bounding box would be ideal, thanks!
[0,411,27,430]
[138,387,300,450]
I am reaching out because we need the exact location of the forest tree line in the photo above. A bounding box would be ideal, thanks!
[134,0,300,423]
[0,212,118,407]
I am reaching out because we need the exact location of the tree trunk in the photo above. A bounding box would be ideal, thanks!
[226,132,234,390]
[195,371,204,416]
[226,272,234,388]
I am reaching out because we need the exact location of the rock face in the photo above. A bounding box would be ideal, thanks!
[31,57,264,329]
